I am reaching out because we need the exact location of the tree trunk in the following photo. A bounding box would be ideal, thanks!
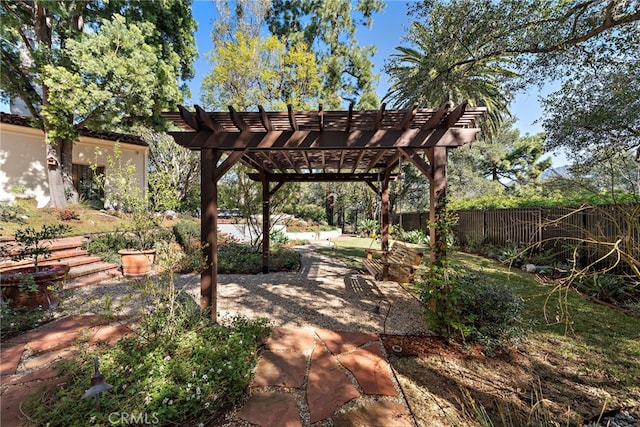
[61,139,78,204]
[45,136,67,208]
[45,137,78,207]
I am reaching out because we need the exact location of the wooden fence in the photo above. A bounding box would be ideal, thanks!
[395,205,639,271]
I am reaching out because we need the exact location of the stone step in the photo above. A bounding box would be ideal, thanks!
[41,255,104,269]
[2,235,120,290]
[65,269,121,289]
[67,261,120,280]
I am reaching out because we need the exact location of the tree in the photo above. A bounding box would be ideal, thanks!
[266,0,385,109]
[391,0,640,144]
[201,32,320,111]
[0,1,196,207]
[542,63,640,164]
[141,128,200,210]
[384,18,517,137]
[407,0,640,84]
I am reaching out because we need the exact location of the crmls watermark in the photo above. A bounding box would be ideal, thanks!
[108,412,159,425]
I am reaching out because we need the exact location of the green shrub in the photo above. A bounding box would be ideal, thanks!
[172,221,200,248]
[85,232,136,263]
[218,243,301,274]
[270,229,289,246]
[270,248,301,272]
[218,244,262,274]
[0,201,27,225]
[419,267,526,354]
[400,229,429,244]
[292,204,326,223]
[574,274,632,303]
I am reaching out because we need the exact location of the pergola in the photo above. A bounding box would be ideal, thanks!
[163,102,486,321]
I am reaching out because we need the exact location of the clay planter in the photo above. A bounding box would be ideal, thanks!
[0,264,70,309]
[118,249,156,277]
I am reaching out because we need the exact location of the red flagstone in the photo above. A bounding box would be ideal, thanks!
[27,330,82,354]
[0,377,66,427]
[6,315,106,344]
[338,342,397,396]
[306,343,360,423]
[332,400,414,427]
[316,329,378,355]
[0,344,24,376]
[1,367,59,386]
[252,350,307,388]
[23,347,77,370]
[89,323,133,345]
[267,327,316,351]
[237,391,302,427]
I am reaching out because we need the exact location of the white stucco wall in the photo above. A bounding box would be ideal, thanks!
[0,122,147,208]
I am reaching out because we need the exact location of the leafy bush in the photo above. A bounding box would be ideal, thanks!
[218,243,301,274]
[269,248,302,271]
[419,267,526,354]
[270,229,289,246]
[23,276,270,426]
[219,244,262,274]
[292,204,326,223]
[0,201,27,225]
[574,274,632,303]
[172,221,201,248]
[85,232,137,263]
[358,219,379,237]
[400,229,429,244]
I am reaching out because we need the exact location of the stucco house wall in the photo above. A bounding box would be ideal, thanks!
[0,113,147,208]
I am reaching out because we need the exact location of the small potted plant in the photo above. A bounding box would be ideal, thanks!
[0,224,71,308]
[118,212,160,277]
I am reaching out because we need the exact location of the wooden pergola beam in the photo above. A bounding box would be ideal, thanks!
[247,172,396,182]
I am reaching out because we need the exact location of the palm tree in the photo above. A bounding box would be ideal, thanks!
[384,21,517,139]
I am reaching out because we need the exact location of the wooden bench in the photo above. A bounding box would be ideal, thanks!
[363,242,424,283]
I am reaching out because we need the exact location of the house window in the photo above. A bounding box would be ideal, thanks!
[72,164,104,207]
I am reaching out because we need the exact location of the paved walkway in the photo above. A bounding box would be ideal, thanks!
[1,316,416,426]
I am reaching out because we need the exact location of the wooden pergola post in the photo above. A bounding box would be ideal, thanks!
[261,174,270,274]
[427,147,448,265]
[201,148,218,321]
[381,170,391,252]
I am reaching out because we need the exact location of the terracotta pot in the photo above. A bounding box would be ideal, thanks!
[0,264,70,309]
[118,249,156,277]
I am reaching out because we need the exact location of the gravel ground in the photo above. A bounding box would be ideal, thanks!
[57,245,430,335]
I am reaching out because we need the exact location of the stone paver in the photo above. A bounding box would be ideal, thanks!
[22,347,77,371]
[89,323,133,345]
[0,344,24,376]
[27,330,82,354]
[306,342,360,423]
[338,342,397,396]
[253,351,307,388]
[242,326,416,426]
[267,327,316,351]
[332,400,414,427]
[316,329,378,354]
[237,391,302,427]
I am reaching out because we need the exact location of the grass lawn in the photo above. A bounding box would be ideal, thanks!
[0,201,193,238]
[319,237,640,426]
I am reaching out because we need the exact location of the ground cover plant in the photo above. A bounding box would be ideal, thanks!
[22,274,270,426]
[320,237,640,425]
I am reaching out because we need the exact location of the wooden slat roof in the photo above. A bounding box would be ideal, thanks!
[162,102,486,180]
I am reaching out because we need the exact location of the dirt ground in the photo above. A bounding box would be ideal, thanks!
[381,335,640,427]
